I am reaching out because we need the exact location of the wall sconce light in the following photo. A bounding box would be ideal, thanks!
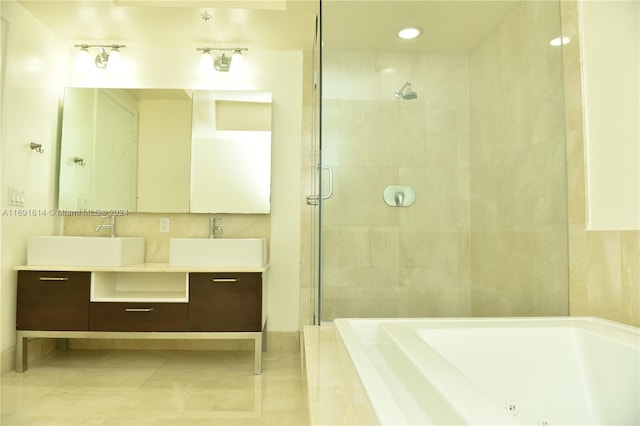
[75,44,126,70]
[196,47,247,73]
[214,52,232,72]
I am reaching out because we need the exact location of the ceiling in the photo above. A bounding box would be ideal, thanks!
[18,0,519,54]
[17,0,318,50]
[322,1,519,54]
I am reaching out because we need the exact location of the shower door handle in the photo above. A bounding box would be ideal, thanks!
[306,165,334,205]
[321,165,334,200]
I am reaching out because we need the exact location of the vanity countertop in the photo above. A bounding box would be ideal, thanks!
[14,263,270,273]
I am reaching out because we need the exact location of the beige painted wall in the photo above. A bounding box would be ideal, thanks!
[215,100,271,131]
[1,0,67,356]
[578,0,639,230]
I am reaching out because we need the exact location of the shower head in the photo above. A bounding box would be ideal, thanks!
[395,81,418,100]
[402,90,417,100]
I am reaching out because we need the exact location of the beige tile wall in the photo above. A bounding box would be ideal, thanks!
[468,0,569,316]
[561,0,639,327]
[64,213,270,263]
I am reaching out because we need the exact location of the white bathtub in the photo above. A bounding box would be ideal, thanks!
[334,317,640,426]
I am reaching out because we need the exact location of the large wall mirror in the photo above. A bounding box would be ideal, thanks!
[58,88,272,214]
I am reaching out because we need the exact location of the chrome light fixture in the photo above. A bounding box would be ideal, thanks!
[214,52,232,72]
[75,44,126,70]
[94,48,109,69]
[197,47,247,72]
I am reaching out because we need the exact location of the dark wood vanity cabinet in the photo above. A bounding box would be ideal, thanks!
[16,270,91,331]
[15,267,267,374]
[188,272,262,332]
[17,270,263,333]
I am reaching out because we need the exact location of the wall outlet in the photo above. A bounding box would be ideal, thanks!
[160,217,170,233]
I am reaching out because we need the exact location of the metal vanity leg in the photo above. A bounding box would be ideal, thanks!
[254,334,262,375]
[15,332,28,373]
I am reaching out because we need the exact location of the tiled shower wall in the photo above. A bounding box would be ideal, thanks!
[320,53,472,320]
[468,1,569,316]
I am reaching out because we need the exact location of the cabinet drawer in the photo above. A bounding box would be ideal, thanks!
[90,302,188,332]
[17,270,90,331]
[189,273,262,332]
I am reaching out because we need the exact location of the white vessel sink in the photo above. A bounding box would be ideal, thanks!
[169,238,266,268]
[27,236,145,267]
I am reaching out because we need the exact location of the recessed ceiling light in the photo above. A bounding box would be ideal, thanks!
[397,26,422,40]
[549,36,571,46]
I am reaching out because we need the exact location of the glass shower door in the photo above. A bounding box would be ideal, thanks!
[319,0,569,322]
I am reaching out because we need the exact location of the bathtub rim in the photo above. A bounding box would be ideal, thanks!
[333,316,640,426]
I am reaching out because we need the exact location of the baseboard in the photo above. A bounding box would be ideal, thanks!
[1,347,15,375]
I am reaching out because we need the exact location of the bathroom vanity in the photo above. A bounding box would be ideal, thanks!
[15,263,268,374]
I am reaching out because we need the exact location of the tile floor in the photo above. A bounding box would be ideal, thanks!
[1,349,307,426]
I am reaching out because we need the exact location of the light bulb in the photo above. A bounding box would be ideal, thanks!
[199,50,214,73]
[75,47,91,72]
[397,26,422,40]
[230,50,244,74]
[106,47,122,71]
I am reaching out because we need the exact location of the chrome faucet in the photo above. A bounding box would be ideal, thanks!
[95,215,116,238]
[209,217,223,239]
